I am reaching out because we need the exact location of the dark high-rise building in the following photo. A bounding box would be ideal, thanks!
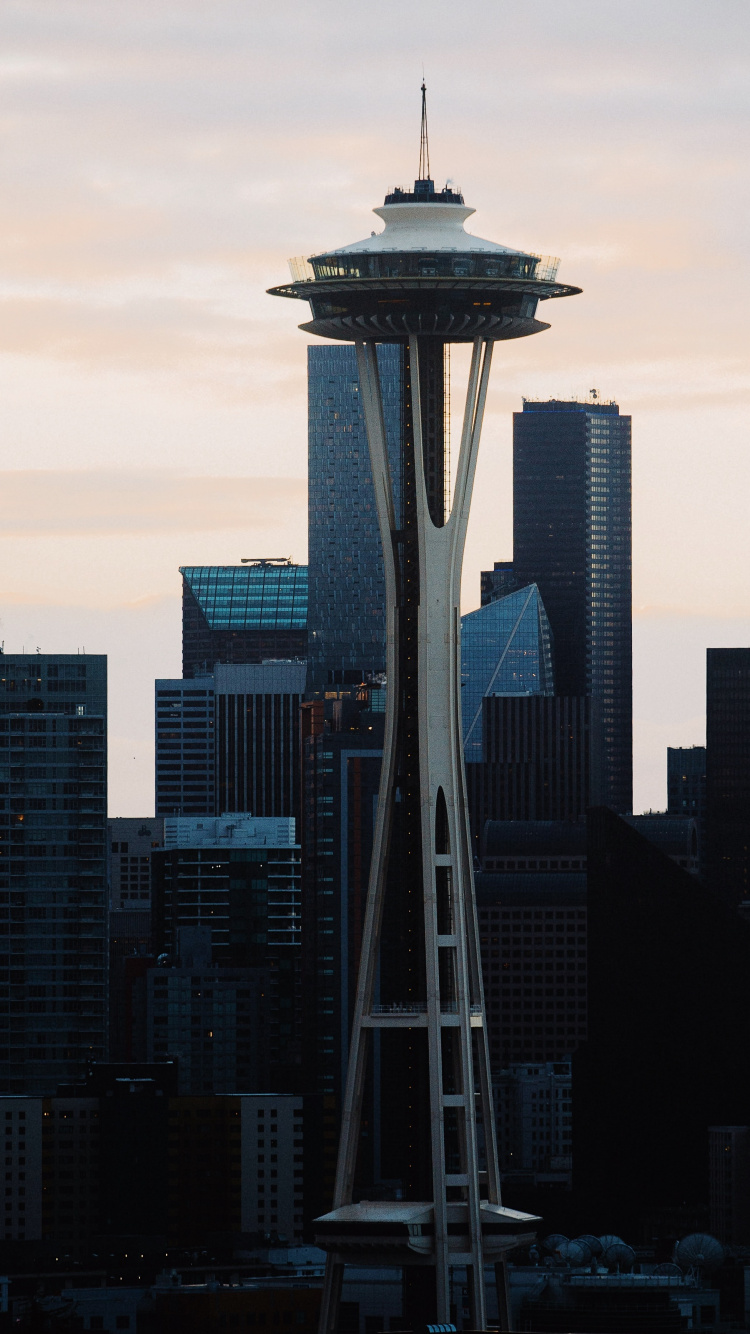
[151,815,302,1091]
[466,695,600,842]
[0,654,108,1094]
[475,822,588,1074]
[108,816,164,908]
[706,649,750,905]
[667,745,706,821]
[214,661,306,819]
[513,398,632,812]
[576,807,750,1238]
[300,689,384,1114]
[181,561,308,679]
[480,561,521,606]
[307,344,402,692]
[155,676,215,816]
[140,940,269,1095]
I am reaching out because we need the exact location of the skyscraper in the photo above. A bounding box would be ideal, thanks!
[667,745,706,822]
[461,583,554,763]
[307,344,402,692]
[706,648,750,905]
[513,398,632,813]
[466,694,601,836]
[0,654,108,1094]
[214,661,306,819]
[151,814,302,1091]
[181,560,307,679]
[154,676,215,817]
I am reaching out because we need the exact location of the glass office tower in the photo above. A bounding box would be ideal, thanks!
[461,584,554,762]
[513,399,632,813]
[181,561,307,678]
[0,654,107,1094]
[307,345,402,692]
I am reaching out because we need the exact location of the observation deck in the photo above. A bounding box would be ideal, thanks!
[268,177,581,341]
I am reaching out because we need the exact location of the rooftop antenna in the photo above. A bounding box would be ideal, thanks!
[418,79,430,181]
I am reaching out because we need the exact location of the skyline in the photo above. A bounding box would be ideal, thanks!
[1,0,749,813]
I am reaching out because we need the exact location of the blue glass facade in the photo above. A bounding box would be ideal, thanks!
[180,564,308,678]
[181,565,308,631]
[307,344,403,691]
[461,586,554,762]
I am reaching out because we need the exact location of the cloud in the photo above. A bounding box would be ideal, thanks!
[0,470,305,537]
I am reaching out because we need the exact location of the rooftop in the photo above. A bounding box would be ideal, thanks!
[181,564,307,631]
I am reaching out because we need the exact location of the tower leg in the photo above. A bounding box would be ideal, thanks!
[319,1257,344,1334]
[495,1259,512,1332]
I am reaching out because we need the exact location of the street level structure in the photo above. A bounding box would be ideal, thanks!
[270,109,580,1329]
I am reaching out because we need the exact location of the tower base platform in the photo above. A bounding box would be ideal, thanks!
[314,1199,540,1263]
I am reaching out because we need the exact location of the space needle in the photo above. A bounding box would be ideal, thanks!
[269,87,581,1332]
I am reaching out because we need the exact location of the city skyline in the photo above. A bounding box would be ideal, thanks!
[1,0,749,815]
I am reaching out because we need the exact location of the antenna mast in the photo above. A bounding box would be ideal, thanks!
[419,80,430,180]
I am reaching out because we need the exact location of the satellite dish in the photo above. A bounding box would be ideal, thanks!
[575,1234,603,1257]
[543,1234,568,1255]
[602,1243,635,1272]
[653,1263,681,1277]
[675,1234,725,1273]
[598,1234,625,1251]
[559,1239,592,1266]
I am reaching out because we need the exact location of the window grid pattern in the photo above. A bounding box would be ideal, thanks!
[461,584,554,761]
[180,566,308,631]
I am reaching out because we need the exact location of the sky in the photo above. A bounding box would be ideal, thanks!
[1,0,749,814]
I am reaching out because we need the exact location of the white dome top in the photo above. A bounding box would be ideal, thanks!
[321,201,527,258]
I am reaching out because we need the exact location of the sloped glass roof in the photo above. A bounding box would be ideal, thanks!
[461,584,554,761]
[181,564,308,631]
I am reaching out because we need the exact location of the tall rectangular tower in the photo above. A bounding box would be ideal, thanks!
[0,654,107,1094]
[214,661,306,819]
[706,649,750,905]
[307,345,403,692]
[154,677,215,817]
[513,399,632,812]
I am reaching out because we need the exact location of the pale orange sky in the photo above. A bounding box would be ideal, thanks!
[1,0,749,813]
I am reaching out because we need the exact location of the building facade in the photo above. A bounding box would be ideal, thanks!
[480,561,521,607]
[0,1084,325,1251]
[0,654,107,1095]
[152,815,302,1091]
[307,344,402,692]
[706,649,750,905]
[476,861,587,1074]
[108,816,164,909]
[141,946,268,1096]
[709,1125,750,1245]
[460,584,554,764]
[300,693,384,1125]
[513,399,632,812]
[466,695,600,843]
[214,662,306,819]
[577,807,750,1238]
[181,561,308,679]
[154,677,215,817]
[494,1060,572,1183]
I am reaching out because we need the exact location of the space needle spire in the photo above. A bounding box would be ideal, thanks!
[419,79,431,182]
[269,94,581,1333]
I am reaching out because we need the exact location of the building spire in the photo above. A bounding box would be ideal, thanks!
[418,79,431,181]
